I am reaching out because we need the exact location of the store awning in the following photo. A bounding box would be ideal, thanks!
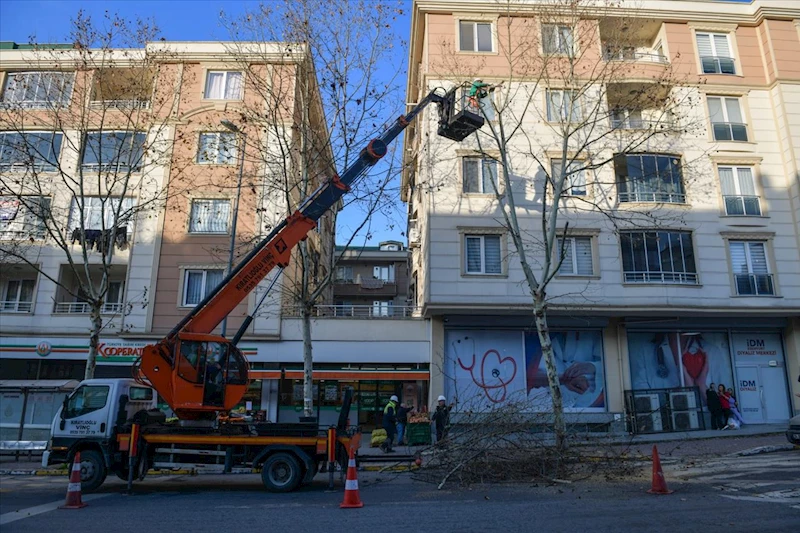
[249,370,429,381]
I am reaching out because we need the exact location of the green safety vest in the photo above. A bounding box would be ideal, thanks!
[383,400,397,415]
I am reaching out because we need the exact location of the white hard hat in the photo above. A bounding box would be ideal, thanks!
[390,395,399,402]
[437,395,446,402]
[473,78,482,82]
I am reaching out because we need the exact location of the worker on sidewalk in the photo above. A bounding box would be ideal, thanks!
[381,395,399,453]
[431,395,453,443]
[396,401,413,446]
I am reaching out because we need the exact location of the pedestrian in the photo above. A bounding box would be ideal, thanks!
[396,401,413,446]
[431,395,453,443]
[726,388,745,426]
[718,383,732,428]
[380,395,399,453]
[705,382,724,430]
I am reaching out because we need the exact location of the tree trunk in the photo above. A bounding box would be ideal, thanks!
[533,294,567,451]
[84,304,103,380]
[302,305,314,418]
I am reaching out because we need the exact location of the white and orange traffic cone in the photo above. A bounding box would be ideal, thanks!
[647,445,673,495]
[340,444,364,509]
[59,452,88,509]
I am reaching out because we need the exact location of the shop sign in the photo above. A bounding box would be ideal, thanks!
[36,341,52,357]
[731,334,782,359]
[98,341,148,362]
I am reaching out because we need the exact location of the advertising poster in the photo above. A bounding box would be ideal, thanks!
[628,331,733,405]
[525,331,605,411]
[445,330,527,411]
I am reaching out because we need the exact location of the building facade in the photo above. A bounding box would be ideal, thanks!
[403,0,800,432]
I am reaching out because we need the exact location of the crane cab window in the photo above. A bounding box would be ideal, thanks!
[176,340,247,386]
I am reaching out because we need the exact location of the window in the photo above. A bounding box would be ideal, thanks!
[372,300,393,317]
[105,280,125,311]
[189,199,230,234]
[182,268,224,306]
[463,157,498,194]
[68,197,134,232]
[203,71,243,100]
[558,237,593,276]
[546,90,581,122]
[64,385,110,419]
[620,231,697,284]
[551,159,586,196]
[335,266,353,282]
[81,132,146,172]
[707,97,747,141]
[0,196,51,240]
[197,132,237,165]
[718,166,760,216]
[614,154,685,203]
[542,24,574,56]
[459,21,492,52]
[373,265,395,282]
[1,71,74,108]
[335,300,354,316]
[465,234,502,275]
[610,109,644,129]
[696,32,735,74]
[729,241,773,296]
[1,279,35,312]
[0,132,63,172]
[129,387,154,401]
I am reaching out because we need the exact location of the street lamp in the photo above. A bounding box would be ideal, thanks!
[219,119,246,337]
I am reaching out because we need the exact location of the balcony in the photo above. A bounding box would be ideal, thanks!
[712,122,748,142]
[624,271,698,284]
[0,300,32,313]
[618,190,686,204]
[53,264,126,315]
[283,304,419,319]
[90,67,153,111]
[333,277,398,298]
[53,302,124,314]
[735,274,774,296]
[700,56,736,75]
[724,195,761,216]
[610,116,675,131]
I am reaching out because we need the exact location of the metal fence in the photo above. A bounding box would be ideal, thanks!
[282,304,421,319]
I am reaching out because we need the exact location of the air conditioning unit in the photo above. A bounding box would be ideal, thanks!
[408,228,420,247]
[671,410,700,431]
[669,391,697,411]
[633,393,663,433]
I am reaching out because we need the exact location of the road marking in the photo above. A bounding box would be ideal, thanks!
[720,494,800,505]
[0,494,111,525]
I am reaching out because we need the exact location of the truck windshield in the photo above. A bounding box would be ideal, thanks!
[64,385,110,419]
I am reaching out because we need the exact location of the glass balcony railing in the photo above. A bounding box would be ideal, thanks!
[735,273,774,296]
[712,122,748,142]
[723,195,761,216]
[700,56,736,75]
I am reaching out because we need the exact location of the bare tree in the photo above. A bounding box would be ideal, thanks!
[222,0,407,417]
[418,0,705,449]
[0,12,190,379]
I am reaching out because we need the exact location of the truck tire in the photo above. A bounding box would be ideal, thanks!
[73,450,107,492]
[261,452,302,493]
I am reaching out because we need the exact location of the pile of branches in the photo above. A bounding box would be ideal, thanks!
[412,401,638,489]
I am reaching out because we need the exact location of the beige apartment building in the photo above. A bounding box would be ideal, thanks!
[403,0,800,432]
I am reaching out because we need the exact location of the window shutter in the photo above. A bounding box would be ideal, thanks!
[736,167,755,195]
[712,34,731,58]
[463,159,479,192]
[696,33,713,57]
[575,237,593,275]
[465,236,482,272]
[484,235,502,274]
[747,242,768,274]
[729,242,747,273]
[718,167,735,195]
[558,238,574,274]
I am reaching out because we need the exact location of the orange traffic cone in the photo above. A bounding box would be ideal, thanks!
[647,445,673,495]
[340,445,364,508]
[60,452,88,509]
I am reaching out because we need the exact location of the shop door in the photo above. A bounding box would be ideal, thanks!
[736,364,790,423]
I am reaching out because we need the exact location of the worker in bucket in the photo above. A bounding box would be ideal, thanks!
[468,78,491,109]
[431,395,453,443]
[380,395,399,453]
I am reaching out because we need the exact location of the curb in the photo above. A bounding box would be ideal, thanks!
[0,468,253,477]
[731,443,798,457]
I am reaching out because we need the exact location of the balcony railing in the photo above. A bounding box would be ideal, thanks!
[0,300,33,313]
[53,302,124,314]
[700,56,736,75]
[623,271,699,284]
[618,190,686,204]
[283,304,419,319]
[88,99,150,110]
[604,51,668,64]
[735,273,774,296]
[724,195,761,216]
[712,122,748,142]
[610,117,674,130]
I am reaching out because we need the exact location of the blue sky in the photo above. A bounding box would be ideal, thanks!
[0,0,412,246]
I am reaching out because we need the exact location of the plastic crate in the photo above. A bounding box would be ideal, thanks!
[406,423,431,446]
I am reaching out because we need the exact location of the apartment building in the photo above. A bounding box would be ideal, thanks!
[0,40,429,436]
[332,240,411,317]
[403,0,800,432]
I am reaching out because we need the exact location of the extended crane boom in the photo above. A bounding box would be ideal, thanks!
[135,85,483,419]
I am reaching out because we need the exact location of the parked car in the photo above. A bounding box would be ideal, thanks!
[787,414,800,445]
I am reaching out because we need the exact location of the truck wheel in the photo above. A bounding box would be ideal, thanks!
[261,453,302,493]
[73,450,107,492]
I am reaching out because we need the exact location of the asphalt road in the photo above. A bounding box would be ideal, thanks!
[1,450,797,532]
